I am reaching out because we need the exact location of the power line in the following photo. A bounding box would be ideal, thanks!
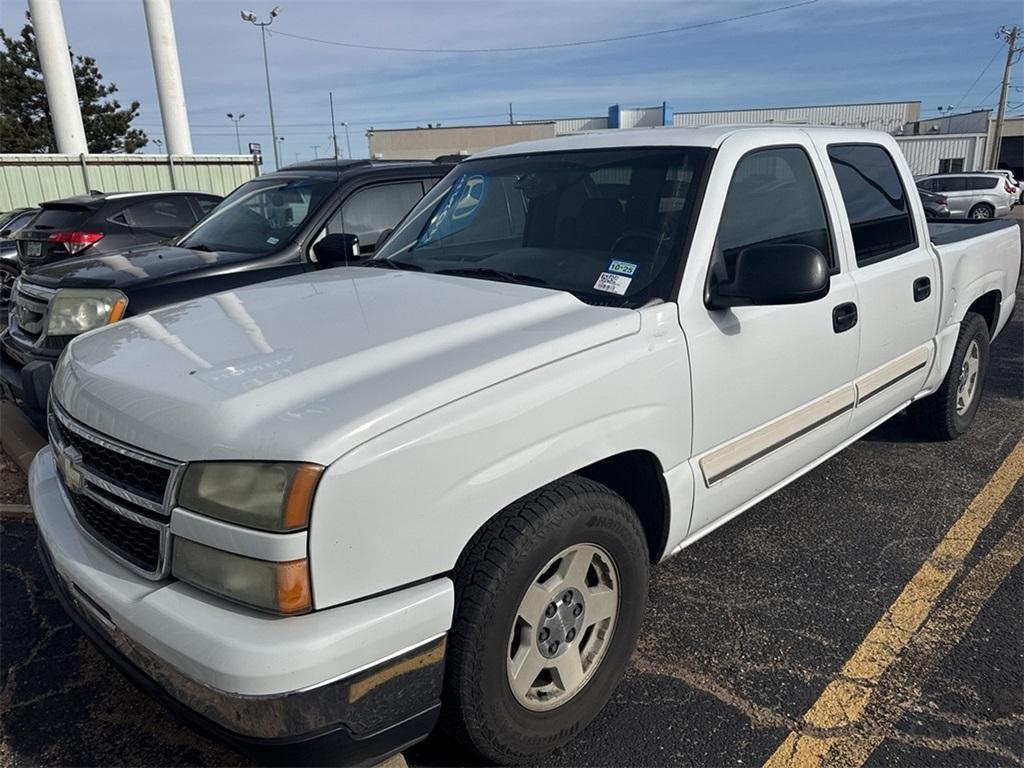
[266,0,819,54]
[952,44,1004,111]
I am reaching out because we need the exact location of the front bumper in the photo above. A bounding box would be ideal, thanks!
[31,448,453,765]
[0,329,55,429]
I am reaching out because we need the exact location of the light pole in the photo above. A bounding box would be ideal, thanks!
[310,143,321,159]
[240,6,282,168]
[227,112,245,154]
[339,121,352,159]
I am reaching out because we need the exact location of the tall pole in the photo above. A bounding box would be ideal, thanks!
[242,8,283,168]
[227,113,245,153]
[342,122,352,159]
[143,0,193,155]
[329,92,340,159]
[260,25,280,168]
[989,25,1022,169]
[509,102,514,125]
[28,0,88,154]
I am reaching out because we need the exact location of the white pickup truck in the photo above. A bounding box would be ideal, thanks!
[30,126,1020,765]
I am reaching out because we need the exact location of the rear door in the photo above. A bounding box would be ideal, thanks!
[933,176,970,216]
[678,131,861,535]
[123,195,198,244]
[821,141,940,434]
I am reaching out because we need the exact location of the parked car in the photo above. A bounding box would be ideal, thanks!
[0,207,40,327]
[13,190,222,268]
[919,188,950,218]
[1,158,455,426]
[985,168,1023,204]
[916,173,1014,218]
[29,126,1021,766]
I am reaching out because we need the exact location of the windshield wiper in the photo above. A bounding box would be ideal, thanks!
[365,258,426,272]
[434,267,548,286]
[184,243,216,252]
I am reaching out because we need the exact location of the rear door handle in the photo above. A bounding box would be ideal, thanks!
[833,302,858,333]
[913,276,932,302]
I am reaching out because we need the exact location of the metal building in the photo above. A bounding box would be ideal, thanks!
[894,134,988,176]
[672,101,920,132]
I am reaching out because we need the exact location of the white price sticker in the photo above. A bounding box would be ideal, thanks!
[593,272,632,295]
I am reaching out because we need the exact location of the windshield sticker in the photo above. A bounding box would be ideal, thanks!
[607,259,637,276]
[266,236,279,245]
[417,173,487,247]
[594,272,632,295]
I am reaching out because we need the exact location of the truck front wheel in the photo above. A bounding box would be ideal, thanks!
[442,476,649,764]
[909,312,990,440]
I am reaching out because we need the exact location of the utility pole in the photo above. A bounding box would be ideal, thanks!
[509,102,514,125]
[310,144,321,159]
[143,0,193,155]
[989,24,1022,169]
[241,7,283,169]
[28,0,88,154]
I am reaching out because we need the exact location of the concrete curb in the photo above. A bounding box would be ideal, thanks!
[1,401,46,476]
[0,503,33,519]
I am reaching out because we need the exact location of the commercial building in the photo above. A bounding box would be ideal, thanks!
[367,100,1021,177]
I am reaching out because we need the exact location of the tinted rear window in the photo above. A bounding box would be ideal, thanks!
[28,206,91,231]
[827,144,916,266]
[967,176,999,191]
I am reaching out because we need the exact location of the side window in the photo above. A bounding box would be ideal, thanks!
[939,158,964,174]
[191,196,220,217]
[324,182,425,251]
[967,176,998,191]
[934,177,966,193]
[916,178,936,192]
[827,144,916,266]
[125,196,195,231]
[715,146,834,278]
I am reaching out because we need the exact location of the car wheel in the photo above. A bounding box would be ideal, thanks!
[909,313,990,440]
[442,476,650,764]
[968,203,994,219]
[0,262,19,329]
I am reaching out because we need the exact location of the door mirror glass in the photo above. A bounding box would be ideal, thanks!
[708,243,829,308]
[313,232,361,267]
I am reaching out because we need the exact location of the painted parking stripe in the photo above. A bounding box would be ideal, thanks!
[762,439,1024,768]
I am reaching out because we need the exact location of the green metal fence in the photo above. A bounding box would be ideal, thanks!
[0,154,260,211]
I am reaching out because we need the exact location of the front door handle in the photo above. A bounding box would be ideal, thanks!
[913,276,932,302]
[833,302,858,333]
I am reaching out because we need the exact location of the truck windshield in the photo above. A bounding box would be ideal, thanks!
[373,147,710,306]
[178,178,334,254]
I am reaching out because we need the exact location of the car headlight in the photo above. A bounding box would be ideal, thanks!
[178,461,322,532]
[172,538,311,615]
[47,289,128,335]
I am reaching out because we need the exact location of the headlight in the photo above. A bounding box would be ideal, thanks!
[47,289,128,335]
[178,461,322,532]
[172,538,311,615]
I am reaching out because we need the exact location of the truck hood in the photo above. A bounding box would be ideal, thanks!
[24,244,257,288]
[53,267,639,464]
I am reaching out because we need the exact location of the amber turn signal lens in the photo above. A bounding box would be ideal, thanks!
[283,464,323,530]
[276,558,313,615]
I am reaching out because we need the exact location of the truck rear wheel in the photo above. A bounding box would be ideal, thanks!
[909,313,990,440]
[442,476,649,764]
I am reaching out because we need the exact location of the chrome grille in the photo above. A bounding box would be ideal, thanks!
[9,282,50,345]
[49,403,183,579]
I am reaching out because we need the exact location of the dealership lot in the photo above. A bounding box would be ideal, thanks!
[1,277,1020,766]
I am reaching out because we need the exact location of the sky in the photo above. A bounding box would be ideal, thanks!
[1,0,1021,164]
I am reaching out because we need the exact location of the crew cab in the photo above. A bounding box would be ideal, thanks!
[1,158,454,426]
[30,126,1020,765]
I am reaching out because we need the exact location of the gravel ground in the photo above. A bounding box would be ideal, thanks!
[0,449,29,506]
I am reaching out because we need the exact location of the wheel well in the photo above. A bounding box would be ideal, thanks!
[966,290,1001,336]
[576,450,669,563]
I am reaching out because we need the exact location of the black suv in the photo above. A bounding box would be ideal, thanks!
[1,158,455,426]
[14,190,222,268]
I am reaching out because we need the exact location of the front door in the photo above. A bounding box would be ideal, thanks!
[677,132,861,537]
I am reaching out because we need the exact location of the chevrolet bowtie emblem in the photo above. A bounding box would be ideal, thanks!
[56,444,86,494]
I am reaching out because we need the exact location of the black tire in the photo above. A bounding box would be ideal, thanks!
[909,313,990,440]
[442,476,649,764]
[968,203,994,219]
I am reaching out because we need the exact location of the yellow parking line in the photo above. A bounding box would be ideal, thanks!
[763,440,1024,768]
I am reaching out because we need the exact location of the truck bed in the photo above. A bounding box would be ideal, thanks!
[928,217,1019,246]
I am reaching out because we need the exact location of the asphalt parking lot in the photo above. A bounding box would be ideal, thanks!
[1,281,1022,767]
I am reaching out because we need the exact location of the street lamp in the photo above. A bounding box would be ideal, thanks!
[226,112,246,154]
[339,121,352,159]
[241,6,283,168]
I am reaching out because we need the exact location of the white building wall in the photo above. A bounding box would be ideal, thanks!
[553,117,608,133]
[893,134,988,176]
[619,107,664,129]
[673,102,918,133]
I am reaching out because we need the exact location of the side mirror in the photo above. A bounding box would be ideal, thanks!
[0,228,11,239]
[708,244,829,309]
[313,233,361,268]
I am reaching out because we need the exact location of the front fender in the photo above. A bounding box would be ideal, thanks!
[307,307,692,607]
